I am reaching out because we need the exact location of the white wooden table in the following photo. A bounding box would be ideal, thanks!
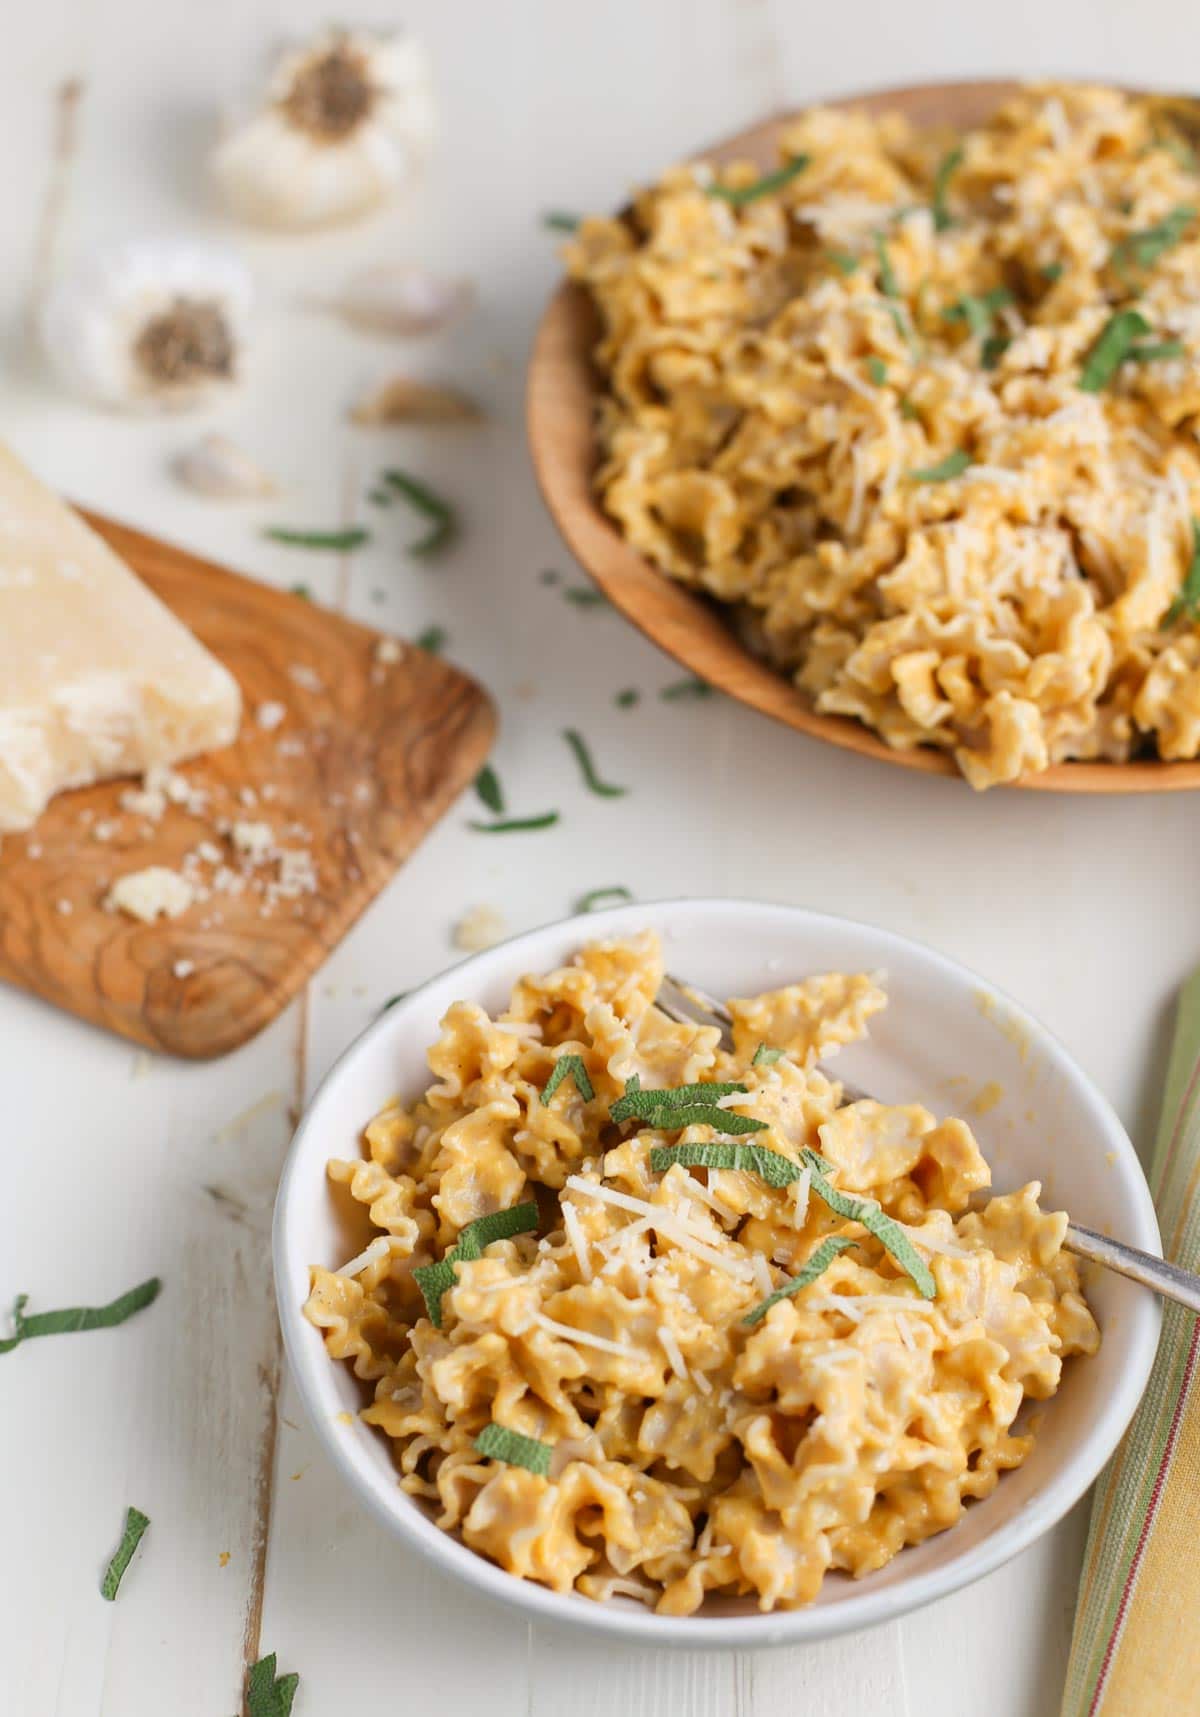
[1,3,1194,1712]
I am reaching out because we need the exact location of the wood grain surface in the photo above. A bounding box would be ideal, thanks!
[0,511,496,1059]
[527,78,1200,796]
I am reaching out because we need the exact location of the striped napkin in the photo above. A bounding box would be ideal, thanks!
[1062,968,1200,1716]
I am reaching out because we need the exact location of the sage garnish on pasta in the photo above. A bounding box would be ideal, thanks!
[382,468,457,557]
[474,1421,554,1477]
[752,1044,784,1066]
[563,728,628,797]
[414,1203,540,1328]
[1079,309,1154,391]
[541,1054,595,1104]
[909,450,971,482]
[611,1078,768,1136]
[469,811,560,833]
[290,583,313,600]
[649,1141,801,1187]
[827,249,859,275]
[0,1276,161,1356]
[800,1148,937,1298]
[614,687,640,708]
[474,764,505,815]
[247,1653,300,1717]
[866,356,888,385]
[931,145,964,231]
[943,286,1012,339]
[1112,205,1195,279]
[415,624,447,654]
[874,232,900,297]
[742,1237,857,1327]
[265,526,370,551]
[1165,520,1200,626]
[100,1506,150,1601]
[1127,339,1185,364]
[707,155,808,207]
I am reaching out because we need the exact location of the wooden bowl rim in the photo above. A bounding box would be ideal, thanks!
[526,76,1200,795]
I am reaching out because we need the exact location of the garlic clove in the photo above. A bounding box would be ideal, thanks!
[212,27,435,230]
[41,237,253,413]
[314,263,473,337]
[351,376,483,426]
[172,433,278,499]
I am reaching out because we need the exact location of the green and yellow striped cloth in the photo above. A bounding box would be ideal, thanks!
[1062,968,1200,1716]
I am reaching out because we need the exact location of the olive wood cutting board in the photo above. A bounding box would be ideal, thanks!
[0,511,496,1059]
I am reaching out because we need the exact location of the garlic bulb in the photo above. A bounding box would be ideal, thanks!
[172,433,277,498]
[316,263,472,336]
[41,238,253,412]
[212,27,435,229]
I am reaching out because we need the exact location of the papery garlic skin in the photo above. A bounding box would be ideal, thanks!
[172,433,278,498]
[212,27,435,230]
[41,238,253,412]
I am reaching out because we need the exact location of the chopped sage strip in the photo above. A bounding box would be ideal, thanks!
[100,1506,150,1601]
[827,249,859,275]
[475,1421,553,1477]
[576,885,634,911]
[931,145,964,231]
[660,677,713,701]
[707,154,809,207]
[1165,520,1200,625]
[265,527,369,551]
[742,1237,858,1327]
[866,356,888,385]
[1041,261,1064,283]
[752,1044,784,1066]
[564,585,607,607]
[942,286,1012,339]
[1112,205,1196,278]
[382,468,457,557]
[614,687,640,708]
[414,1203,540,1326]
[474,764,505,815]
[0,1276,161,1356]
[246,1653,300,1717]
[874,232,900,297]
[610,1079,748,1122]
[415,624,447,654]
[543,210,580,233]
[1127,338,1185,364]
[469,811,560,833]
[541,1054,594,1104]
[800,1148,937,1298]
[649,1141,800,1187]
[909,450,971,482]
[981,333,1010,371]
[563,728,627,798]
[642,1105,767,1135]
[290,584,313,600]
[1079,309,1152,392]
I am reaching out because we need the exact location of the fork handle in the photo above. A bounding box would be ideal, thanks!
[1066,1222,1200,1314]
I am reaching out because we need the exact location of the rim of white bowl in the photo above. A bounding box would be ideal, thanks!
[274,897,1163,1648]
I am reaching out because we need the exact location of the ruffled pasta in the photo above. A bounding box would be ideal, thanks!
[306,932,1097,1612]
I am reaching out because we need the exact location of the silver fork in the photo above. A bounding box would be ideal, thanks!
[657,972,1200,1315]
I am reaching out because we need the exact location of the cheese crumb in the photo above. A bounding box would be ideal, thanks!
[375,637,403,665]
[230,820,274,862]
[453,904,508,952]
[106,866,195,923]
[173,959,195,979]
[256,701,286,732]
[289,663,323,693]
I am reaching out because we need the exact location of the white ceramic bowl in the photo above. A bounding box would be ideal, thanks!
[274,898,1162,1647]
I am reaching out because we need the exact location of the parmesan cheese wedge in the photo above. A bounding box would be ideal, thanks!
[0,443,241,833]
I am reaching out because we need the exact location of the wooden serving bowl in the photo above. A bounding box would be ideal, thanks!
[527,78,1200,794]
